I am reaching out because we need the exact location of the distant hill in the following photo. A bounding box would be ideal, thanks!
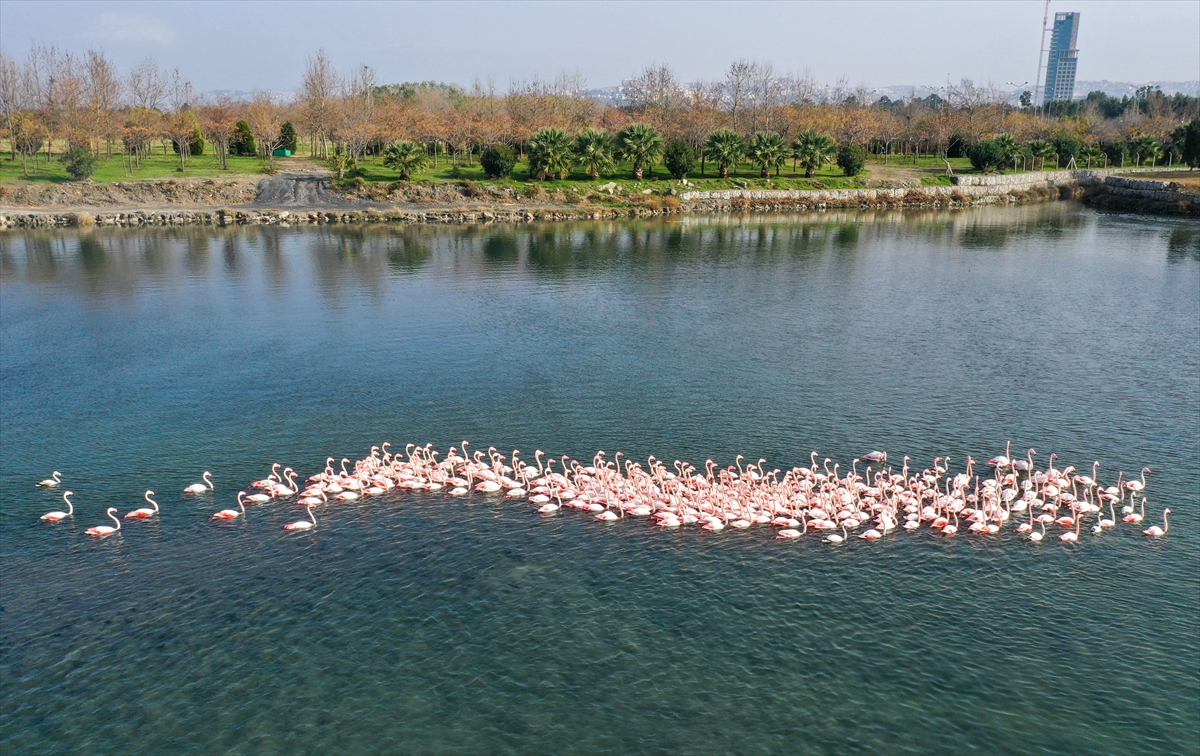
[1071,80,1199,98]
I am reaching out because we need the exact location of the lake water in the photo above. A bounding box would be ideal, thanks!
[2,204,1198,755]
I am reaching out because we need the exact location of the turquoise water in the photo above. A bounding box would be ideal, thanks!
[1,204,1198,754]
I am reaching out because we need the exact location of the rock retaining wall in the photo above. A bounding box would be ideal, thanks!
[0,206,679,229]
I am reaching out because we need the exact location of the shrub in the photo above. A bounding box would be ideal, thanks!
[279,121,298,153]
[382,140,427,180]
[1051,135,1081,167]
[968,139,1006,172]
[663,139,697,179]
[481,143,516,178]
[836,144,867,177]
[1183,119,1200,168]
[62,145,97,180]
[173,127,205,156]
[230,120,256,156]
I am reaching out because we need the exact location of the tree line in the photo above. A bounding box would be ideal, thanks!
[2,47,1198,181]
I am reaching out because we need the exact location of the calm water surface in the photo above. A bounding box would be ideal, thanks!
[2,204,1198,755]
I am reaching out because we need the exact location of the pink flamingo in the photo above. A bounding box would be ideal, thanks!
[86,508,121,537]
[284,502,317,531]
[211,492,247,520]
[184,472,214,494]
[1143,508,1170,537]
[125,491,159,519]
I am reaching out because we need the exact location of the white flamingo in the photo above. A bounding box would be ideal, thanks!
[284,503,317,531]
[36,471,62,487]
[184,471,214,494]
[40,491,74,522]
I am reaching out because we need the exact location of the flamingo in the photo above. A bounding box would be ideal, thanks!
[211,492,247,520]
[36,471,62,487]
[125,490,159,519]
[86,508,121,537]
[824,523,848,543]
[40,491,74,522]
[1059,515,1081,543]
[245,492,272,504]
[1143,509,1170,537]
[1029,520,1045,542]
[1122,498,1145,524]
[284,503,317,531]
[1125,467,1150,495]
[184,472,214,494]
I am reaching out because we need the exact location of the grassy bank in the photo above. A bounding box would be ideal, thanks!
[0,152,270,183]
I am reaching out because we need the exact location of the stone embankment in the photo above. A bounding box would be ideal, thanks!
[679,168,1141,212]
[0,206,676,229]
[1081,175,1199,215]
[2,167,1190,229]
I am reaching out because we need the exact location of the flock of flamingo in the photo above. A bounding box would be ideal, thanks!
[35,440,1172,544]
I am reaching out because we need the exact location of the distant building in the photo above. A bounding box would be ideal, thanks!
[1043,12,1080,104]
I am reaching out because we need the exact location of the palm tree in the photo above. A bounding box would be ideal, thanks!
[382,140,427,180]
[1131,135,1160,167]
[574,128,615,179]
[616,123,664,179]
[792,130,836,178]
[704,129,745,179]
[1027,139,1055,171]
[747,131,789,177]
[1080,143,1105,169]
[992,133,1020,172]
[528,128,574,180]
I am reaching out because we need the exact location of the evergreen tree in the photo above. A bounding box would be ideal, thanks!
[279,121,298,153]
[230,120,257,157]
[1182,119,1200,169]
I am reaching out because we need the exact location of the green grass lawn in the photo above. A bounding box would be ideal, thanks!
[1,141,1083,194]
[0,151,272,183]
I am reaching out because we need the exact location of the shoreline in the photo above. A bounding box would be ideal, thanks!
[1,168,1194,228]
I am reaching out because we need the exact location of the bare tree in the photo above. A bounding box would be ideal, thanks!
[198,97,238,169]
[301,49,336,158]
[722,59,755,131]
[246,94,283,170]
[128,58,167,111]
[0,51,29,159]
[624,63,683,112]
[84,50,123,156]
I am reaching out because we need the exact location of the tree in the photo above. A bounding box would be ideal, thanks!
[747,131,788,177]
[574,128,615,178]
[198,99,237,169]
[991,133,1020,171]
[62,144,96,180]
[1050,134,1081,168]
[382,140,427,180]
[230,120,256,156]
[1019,90,1032,108]
[528,127,573,180]
[163,110,200,170]
[663,138,697,179]
[836,144,867,176]
[616,123,664,179]
[481,143,516,178]
[703,129,745,178]
[968,138,1005,172]
[171,125,204,156]
[246,96,283,170]
[1027,139,1055,170]
[279,121,298,153]
[792,130,836,178]
[1183,119,1200,168]
[1130,134,1160,167]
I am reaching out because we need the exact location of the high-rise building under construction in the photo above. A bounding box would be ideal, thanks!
[1043,12,1080,104]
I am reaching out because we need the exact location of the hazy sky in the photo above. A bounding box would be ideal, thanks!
[1,0,1196,92]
